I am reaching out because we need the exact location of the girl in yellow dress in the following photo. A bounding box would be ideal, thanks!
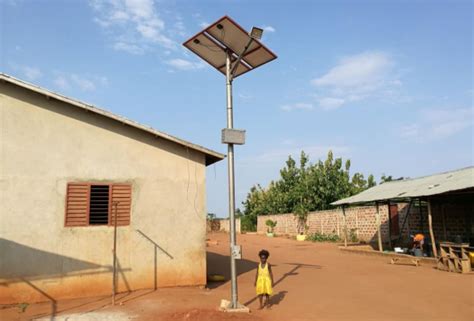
[254,249,274,309]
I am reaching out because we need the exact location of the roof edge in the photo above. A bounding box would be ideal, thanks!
[0,73,225,166]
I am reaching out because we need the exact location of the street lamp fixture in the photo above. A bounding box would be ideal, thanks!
[183,16,277,311]
[250,27,264,40]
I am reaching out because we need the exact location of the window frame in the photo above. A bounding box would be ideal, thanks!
[64,182,131,227]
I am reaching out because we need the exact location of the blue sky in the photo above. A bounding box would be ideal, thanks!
[2,0,472,216]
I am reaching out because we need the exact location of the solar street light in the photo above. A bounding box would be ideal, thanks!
[183,16,277,310]
[250,27,264,40]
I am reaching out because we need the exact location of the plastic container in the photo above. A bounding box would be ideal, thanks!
[296,234,307,241]
[208,274,225,282]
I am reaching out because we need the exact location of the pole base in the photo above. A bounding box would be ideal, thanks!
[219,299,250,313]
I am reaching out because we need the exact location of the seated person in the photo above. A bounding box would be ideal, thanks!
[411,233,425,255]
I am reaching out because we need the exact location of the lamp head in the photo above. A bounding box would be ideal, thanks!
[250,27,263,40]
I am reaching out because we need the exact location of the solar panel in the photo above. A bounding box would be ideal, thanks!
[183,16,277,78]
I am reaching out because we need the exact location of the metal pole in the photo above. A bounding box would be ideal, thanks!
[375,202,383,252]
[112,201,119,305]
[427,199,438,257]
[226,49,238,308]
[342,206,348,247]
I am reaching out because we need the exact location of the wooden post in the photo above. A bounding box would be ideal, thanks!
[336,214,340,236]
[441,204,447,241]
[112,201,119,305]
[418,198,423,232]
[427,199,438,257]
[342,206,348,247]
[387,202,392,249]
[375,202,383,252]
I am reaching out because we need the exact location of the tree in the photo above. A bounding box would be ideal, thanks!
[240,150,377,230]
[207,213,216,220]
[380,174,393,183]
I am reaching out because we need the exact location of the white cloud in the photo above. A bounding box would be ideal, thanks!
[113,42,145,54]
[399,124,420,138]
[318,97,345,110]
[238,92,253,101]
[312,51,401,110]
[400,107,473,141]
[53,72,108,92]
[90,0,176,54]
[263,26,276,33]
[23,66,42,81]
[313,51,392,88]
[172,16,186,36]
[165,58,205,71]
[280,102,314,112]
[10,63,42,81]
[199,21,210,29]
[71,74,96,91]
[53,75,70,90]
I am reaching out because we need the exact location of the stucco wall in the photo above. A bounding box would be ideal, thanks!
[0,82,209,303]
[213,218,241,233]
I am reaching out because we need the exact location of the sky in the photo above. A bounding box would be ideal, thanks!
[1,0,472,217]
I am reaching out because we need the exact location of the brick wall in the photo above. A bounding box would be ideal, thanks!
[257,202,472,245]
[258,205,390,242]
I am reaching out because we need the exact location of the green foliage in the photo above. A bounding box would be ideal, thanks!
[307,233,341,242]
[241,214,257,232]
[265,219,277,233]
[293,202,309,234]
[207,213,216,220]
[241,150,376,230]
[348,228,359,242]
[380,174,393,183]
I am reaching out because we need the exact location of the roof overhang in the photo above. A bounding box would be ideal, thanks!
[0,73,225,166]
[332,167,474,206]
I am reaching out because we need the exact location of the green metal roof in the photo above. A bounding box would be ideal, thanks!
[332,166,474,206]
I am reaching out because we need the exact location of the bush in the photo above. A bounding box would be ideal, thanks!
[265,219,277,233]
[241,215,257,232]
[349,228,359,243]
[307,233,341,242]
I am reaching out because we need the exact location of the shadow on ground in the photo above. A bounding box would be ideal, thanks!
[243,262,322,307]
[206,252,258,289]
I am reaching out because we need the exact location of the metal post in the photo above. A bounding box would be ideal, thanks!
[375,202,383,252]
[226,49,238,308]
[427,199,438,257]
[387,202,392,249]
[112,201,119,305]
[342,206,348,247]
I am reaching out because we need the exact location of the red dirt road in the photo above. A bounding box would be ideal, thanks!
[1,232,473,321]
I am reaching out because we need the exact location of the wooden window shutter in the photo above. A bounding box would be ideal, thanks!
[110,184,132,226]
[65,183,90,227]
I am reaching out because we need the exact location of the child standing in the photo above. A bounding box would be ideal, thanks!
[254,249,274,309]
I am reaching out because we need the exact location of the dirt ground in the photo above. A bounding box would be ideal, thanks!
[1,232,473,321]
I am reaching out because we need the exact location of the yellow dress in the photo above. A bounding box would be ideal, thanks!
[256,263,273,295]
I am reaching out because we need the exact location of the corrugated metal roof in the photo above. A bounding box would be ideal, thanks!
[332,166,474,206]
[0,73,225,165]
